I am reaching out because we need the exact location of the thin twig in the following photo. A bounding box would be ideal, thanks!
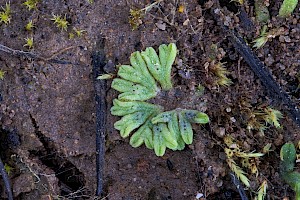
[45,46,77,61]
[0,156,13,200]
[92,38,107,196]
[0,44,75,64]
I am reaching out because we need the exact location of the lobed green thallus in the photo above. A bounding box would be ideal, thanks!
[280,143,300,200]
[278,0,298,18]
[110,43,209,156]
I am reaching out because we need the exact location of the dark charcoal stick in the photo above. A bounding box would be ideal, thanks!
[0,156,13,200]
[92,38,107,196]
[212,6,300,128]
[227,29,300,127]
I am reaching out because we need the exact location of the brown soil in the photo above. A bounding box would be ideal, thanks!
[0,0,299,199]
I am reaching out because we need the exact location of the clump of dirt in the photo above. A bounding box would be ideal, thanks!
[0,0,299,199]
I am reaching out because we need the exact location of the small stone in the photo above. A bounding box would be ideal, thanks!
[215,127,225,138]
[216,180,223,187]
[218,152,227,160]
[155,20,166,30]
[265,55,275,66]
[283,36,291,43]
[183,19,190,26]
[224,16,231,26]
[79,56,86,62]
[292,18,297,25]
[229,143,238,149]
[243,141,250,150]
[230,117,236,123]
[196,193,204,199]
[279,35,285,42]
[177,59,183,68]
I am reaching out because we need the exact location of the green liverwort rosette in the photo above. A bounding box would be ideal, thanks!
[109,43,210,156]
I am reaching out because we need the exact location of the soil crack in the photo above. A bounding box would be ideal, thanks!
[29,113,86,196]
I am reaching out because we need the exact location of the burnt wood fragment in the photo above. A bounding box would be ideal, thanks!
[92,37,107,196]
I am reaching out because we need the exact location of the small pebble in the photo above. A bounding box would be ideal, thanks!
[230,117,236,123]
[292,18,297,25]
[279,35,285,42]
[196,193,204,199]
[216,180,223,187]
[218,152,227,160]
[155,20,166,30]
[215,127,225,138]
[265,55,275,66]
[226,107,231,112]
[283,36,291,43]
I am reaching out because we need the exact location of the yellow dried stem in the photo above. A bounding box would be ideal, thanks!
[235,151,264,158]
[227,158,250,187]
[256,180,267,200]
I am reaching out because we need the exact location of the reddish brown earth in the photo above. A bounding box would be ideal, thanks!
[0,0,299,199]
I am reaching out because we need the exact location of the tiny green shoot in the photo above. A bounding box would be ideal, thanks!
[24,37,34,49]
[262,143,272,154]
[73,28,86,37]
[263,107,283,128]
[97,74,114,80]
[4,163,13,175]
[210,61,232,87]
[226,157,250,187]
[25,20,35,31]
[224,136,266,187]
[69,28,86,39]
[50,14,69,31]
[246,106,282,133]
[253,27,285,49]
[256,180,268,200]
[23,0,39,11]
[0,69,6,80]
[0,2,11,24]
[129,0,163,30]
